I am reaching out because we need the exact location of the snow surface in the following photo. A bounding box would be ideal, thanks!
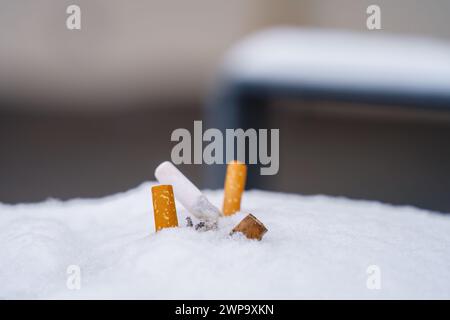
[1,182,449,299]
[223,28,450,96]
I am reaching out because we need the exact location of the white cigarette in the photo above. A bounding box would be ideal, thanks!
[154,161,221,224]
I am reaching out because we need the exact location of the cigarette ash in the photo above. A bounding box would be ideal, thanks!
[189,195,221,228]
[185,216,216,231]
[1,182,450,299]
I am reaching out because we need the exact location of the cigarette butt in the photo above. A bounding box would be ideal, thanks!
[230,214,267,241]
[155,161,221,225]
[223,161,247,216]
[151,185,179,232]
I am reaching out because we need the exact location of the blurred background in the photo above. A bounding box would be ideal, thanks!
[1,0,450,212]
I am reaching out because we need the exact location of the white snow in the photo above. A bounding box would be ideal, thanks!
[0,182,450,299]
[223,28,450,96]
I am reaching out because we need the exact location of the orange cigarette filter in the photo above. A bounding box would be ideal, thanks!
[223,161,247,216]
[151,185,179,231]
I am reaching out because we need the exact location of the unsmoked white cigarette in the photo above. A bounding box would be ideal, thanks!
[151,185,179,232]
[223,161,247,216]
[155,161,221,224]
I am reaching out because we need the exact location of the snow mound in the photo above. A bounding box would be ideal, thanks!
[0,182,449,299]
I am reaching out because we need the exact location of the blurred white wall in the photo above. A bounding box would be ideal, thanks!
[0,0,283,112]
[299,0,450,38]
[1,0,449,112]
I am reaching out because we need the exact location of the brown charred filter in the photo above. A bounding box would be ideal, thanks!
[230,214,268,241]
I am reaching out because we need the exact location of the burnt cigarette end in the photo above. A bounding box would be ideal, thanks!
[230,214,268,241]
